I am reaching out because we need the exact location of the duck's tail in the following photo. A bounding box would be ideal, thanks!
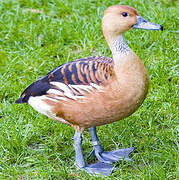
[15,96,26,104]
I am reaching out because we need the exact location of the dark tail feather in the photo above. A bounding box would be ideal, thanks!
[16,97,25,104]
[15,74,51,104]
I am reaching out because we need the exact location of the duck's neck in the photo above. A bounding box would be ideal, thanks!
[107,35,131,60]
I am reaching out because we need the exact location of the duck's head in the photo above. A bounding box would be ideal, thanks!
[102,5,163,42]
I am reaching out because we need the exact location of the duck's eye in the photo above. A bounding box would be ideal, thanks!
[122,12,128,17]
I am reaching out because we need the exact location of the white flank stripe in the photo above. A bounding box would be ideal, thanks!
[51,82,75,98]
[75,96,85,99]
[54,96,67,101]
[90,83,101,90]
[51,82,73,94]
[47,89,63,96]
[50,81,99,100]
[64,93,77,100]
[70,84,93,93]
[43,96,59,103]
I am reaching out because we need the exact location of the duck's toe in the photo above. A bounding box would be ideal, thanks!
[89,147,135,164]
[85,162,114,176]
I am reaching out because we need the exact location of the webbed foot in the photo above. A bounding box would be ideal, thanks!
[88,127,134,164]
[85,162,113,176]
[89,147,134,163]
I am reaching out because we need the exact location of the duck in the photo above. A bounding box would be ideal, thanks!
[16,5,163,175]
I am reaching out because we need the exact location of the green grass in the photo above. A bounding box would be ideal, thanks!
[0,0,178,179]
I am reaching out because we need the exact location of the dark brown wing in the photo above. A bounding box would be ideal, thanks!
[16,56,114,103]
[47,56,114,85]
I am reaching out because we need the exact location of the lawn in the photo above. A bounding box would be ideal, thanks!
[0,0,178,179]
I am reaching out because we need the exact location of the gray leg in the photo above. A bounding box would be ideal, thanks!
[88,127,103,156]
[88,127,134,164]
[73,131,85,168]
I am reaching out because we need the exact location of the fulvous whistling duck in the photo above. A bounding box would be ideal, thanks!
[16,5,163,175]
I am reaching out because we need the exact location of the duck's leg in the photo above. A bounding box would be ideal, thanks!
[74,131,86,169]
[73,131,113,176]
[88,127,134,164]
